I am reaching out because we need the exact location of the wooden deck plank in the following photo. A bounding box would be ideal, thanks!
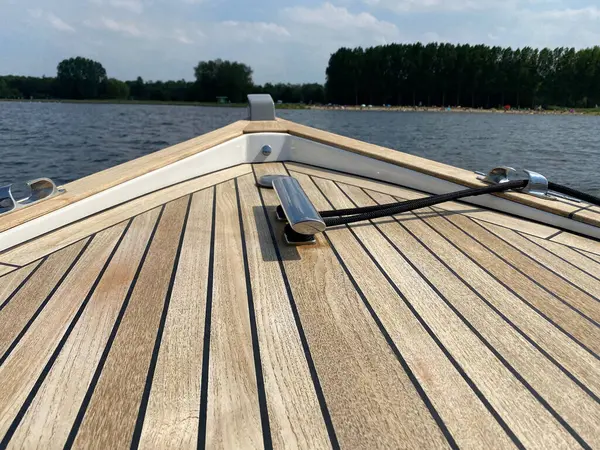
[0,120,249,233]
[255,163,450,450]
[244,121,288,133]
[574,206,600,225]
[0,222,127,441]
[0,164,251,267]
[137,191,212,449]
[438,214,600,325]
[0,265,16,277]
[579,249,600,263]
[204,180,263,450]
[0,240,89,358]
[362,190,600,400]
[70,197,188,449]
[410,208,600,356]
[480,222,600,302]
[552,232,600,256]
[8,208,161,449]
[285,162,558,239]
[336,182,600,449]
[2,157,599,448]
[236,173,332,449]
[303,175,518,449]
[519,233,600,275]
[0,261,42,308]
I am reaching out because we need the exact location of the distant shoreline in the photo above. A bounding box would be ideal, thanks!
[0,98,308,109]
[308,105,600,116]
[3,98,599,115]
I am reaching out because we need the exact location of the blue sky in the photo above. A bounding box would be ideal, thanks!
[1,0,599,84]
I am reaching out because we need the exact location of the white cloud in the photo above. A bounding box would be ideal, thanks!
[218,21,291,43]
[283,2,397,36]
[84,17,143,37]
[174,29,193,44]
[27,9,75,33]
[47,13,76,32]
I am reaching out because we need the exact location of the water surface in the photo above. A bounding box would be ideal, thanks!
[1,102,598,194]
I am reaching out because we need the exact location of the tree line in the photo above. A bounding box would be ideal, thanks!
[326,43,600,108]
[3,43,600,108]
[0,57,325,104]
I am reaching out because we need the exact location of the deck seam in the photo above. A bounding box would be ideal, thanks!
[64,205,165,449]
[0,262,21,268]
[286,166,459,449]
[391,199,600,362]
[0,219,133,447]
[251,167,340,449]
[516,232,600,282]
[322,230,460,449]
[0,164,249,262]
[197,186,217,450]
[0,237,94,368]
[477,220,600,305]
[0,259,46,313]
[131,196,193,449]
[0,217,131,271]
[573,247,600,260]
[545,230,564,240]
[235,177,273,450]
[360,189,592,448]
[571,247,600,263]
[311,177,520,448]
[354,185,600,405]
[444,214,600,325]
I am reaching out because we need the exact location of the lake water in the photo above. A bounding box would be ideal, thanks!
[1,102,599,195]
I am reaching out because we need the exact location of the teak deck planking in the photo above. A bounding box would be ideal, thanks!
[1,161,599,448]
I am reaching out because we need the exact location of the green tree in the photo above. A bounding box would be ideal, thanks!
[193,59,253,103]
[56,57,107,99]
[129,76,146,100]
[105,78,130,99]
[325,43,600,108]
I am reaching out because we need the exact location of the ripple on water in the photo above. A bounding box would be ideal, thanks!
[1,102,599,195]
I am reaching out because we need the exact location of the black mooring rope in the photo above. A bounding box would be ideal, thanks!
[548,182,600,208]
[321,179,529,227]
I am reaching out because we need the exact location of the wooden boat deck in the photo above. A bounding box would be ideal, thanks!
[1,162,599,449]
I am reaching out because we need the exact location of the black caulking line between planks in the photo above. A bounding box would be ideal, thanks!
[0,219,132,447]
[363,188,592,449]
[130,195,192,449]
[252,166,340,450]
[64,206,165,449]
[197,186,217,450]
[0,237,94,368]
[0,258,47,313]
[345,181,599,404]
[235,178,273,450]
[314,177,524,449]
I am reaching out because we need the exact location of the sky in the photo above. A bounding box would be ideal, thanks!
[1,0,599,84]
